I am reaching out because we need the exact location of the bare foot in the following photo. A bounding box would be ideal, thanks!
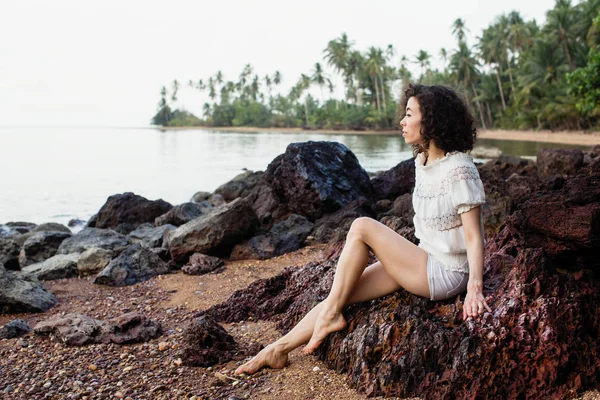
[234,344,288,375]
[303,309,346,354]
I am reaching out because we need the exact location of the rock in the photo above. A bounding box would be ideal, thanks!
[31,223,71,234]
[57,228,132,255]
[128,223,176,248]
[3,222,36,234]
[0,237,21,270]
[264,141,374,220]
[230,214,313,260]
[182,253,224,275]
[86,192,173,234]
[215,170,264,202]
[537,149,584,180]
[207,193,226,208]
[77,248,113,275]
[0,267,58,313]
[470,146,502,159]
[94,244,169,286]
[245,184,285,226]
[18,231,72,267]
[0,319,32,339]
[370,158,415,200]
[386,193,414,218]
[33,312,161,345]
[191,191,211,203]
[167,198,258,263]
[154,203,208,227]
[68,219,86,228]
[103,312,162,344]
[506,173,540,209]
[21,253,81,281]
[181,316,238,367]
[312,198,374,243]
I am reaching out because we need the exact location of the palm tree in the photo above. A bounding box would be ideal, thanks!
[171,80,179,103]
[273,71,282,85]
[311,62,331,103]
[239,64,253,87]
[215,71,224,85]
[452,18,470,43]
[366,47,387,112]
[545,0,579,70]
[440,48,448,71]
[449,41,487,129]
[479,22,508,109]
[264,74,272,98]
[414,50,431,82]
[207,77,216,101]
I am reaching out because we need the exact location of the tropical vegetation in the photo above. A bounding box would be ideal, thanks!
[152,0,600,131]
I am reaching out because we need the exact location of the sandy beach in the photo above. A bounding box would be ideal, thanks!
[159,126,600,147]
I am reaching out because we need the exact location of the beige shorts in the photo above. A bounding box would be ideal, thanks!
[427,254,469,301]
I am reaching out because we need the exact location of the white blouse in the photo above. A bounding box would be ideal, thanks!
[412,151,486,273]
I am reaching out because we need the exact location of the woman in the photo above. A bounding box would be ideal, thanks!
[235,83,491,375]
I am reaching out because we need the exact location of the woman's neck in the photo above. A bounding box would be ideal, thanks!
[424,142,447,165]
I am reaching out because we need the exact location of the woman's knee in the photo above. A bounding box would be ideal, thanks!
[348,217,375,241]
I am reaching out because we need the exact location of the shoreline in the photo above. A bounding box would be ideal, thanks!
[158,125,600,146]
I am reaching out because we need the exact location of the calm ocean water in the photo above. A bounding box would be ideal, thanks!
[0,127,586,228]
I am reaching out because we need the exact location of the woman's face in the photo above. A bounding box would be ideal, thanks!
[400,96,424,146]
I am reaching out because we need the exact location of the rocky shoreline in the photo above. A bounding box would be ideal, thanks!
[2,141,600,399]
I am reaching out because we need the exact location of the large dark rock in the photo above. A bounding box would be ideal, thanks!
[230,214,313,260]
[245,184,286,227]
[0,237,21,270]
[0,266,58,313]
[21,253,81,281]
[264,141,373,220]
[537,149,584,180]
[182,253,224,275]
[371,158,415,200]
[57,228,132,255]
[154,203,209,227]
[18,231,72,267]
[33,312,161,346]
[3,222,36,235]
[167,198,258,263]
[203,160,600,399]
[312,198,374,243]
[181,315,239,367]
[215,170,265,202]
[94,244,169,286]
[87,192,173,234]
[128,223,176,248]
[0,319,31,339]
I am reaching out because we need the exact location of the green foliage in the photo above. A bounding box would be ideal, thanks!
[151,105,172,126]
[567,47,600,117]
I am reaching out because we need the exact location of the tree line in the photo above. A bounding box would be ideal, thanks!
[152,0,600,131]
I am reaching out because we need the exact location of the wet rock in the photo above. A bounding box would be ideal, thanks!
[537,149,584,180]
[312,198,374,243]
[3,222,36,235]
[0,237,21,270]
[77,248,113,275]
[207,193,226,208]
[182,253,224,275]
[94,244,169,286]
[103,312,162,344]
[0,267,58,313]
[31,223,72,234]
[191,191,211,203]
[21,253,81,281]
[264,141,373,220]
[230,214,313,260]
[68,218,86,228]
[215,170,264,202]
[18,231,72,267]
[128,223,176,248]
[370,158,415,200]
[0,319,32,339]
[167,198,258,263]
[57,228,132,255]
[180,316,238,367]
[154,203,209,227]
[86,192,173,234]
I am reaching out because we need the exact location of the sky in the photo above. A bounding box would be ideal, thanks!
[0,0,558,127]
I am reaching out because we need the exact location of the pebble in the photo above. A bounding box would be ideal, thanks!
[312,366,320,372]
[4,385,14,393]
[158,342,169,351]
[88,364,97,371]
[123,366,134,372]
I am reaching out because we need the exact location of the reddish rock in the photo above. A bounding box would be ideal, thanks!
[537,149,584,180]
[182,253,224,275]
[370,158,415,200]
[180,316,239,367]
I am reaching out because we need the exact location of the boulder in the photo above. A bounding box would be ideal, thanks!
[77,248,114,275]
[87,192,173,234]
[182,253,224,275]
[370,158,415,200]
[94,244,169,286]
[245,184,285,226]
[18,231,72,267]
[191,191,211,203]
[0,237,21,270]
[230,214,313,260]
[128,223,176,248]
[0,319,31,339]
[167,198,258,263]
[21,253,81,281]
[312,198,374,243]
[181,315,239,367]
[0,267,58,313]
[3,222,36,235]
[537,149,584,180]
[154,203,208,227]
[215,170,264,202]
[33,312,161,346]
[264,141,373,220]
[57,228,132,255]
[31,223,71,234]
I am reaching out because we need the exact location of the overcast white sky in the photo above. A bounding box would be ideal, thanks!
[0,0,557,127]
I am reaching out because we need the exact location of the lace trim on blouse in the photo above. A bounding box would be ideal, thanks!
[421,213,463,231]
[414,164,481,199]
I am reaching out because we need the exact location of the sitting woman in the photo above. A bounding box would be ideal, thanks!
[235,83,491,375]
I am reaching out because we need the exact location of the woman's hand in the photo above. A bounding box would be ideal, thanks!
[463,281,491,320]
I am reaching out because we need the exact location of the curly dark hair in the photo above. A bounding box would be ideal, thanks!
[395,83,477,156]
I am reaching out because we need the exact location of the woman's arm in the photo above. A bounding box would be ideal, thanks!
[460,206,491,320]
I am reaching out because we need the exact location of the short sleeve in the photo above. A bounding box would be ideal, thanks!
[448,163,486,214]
